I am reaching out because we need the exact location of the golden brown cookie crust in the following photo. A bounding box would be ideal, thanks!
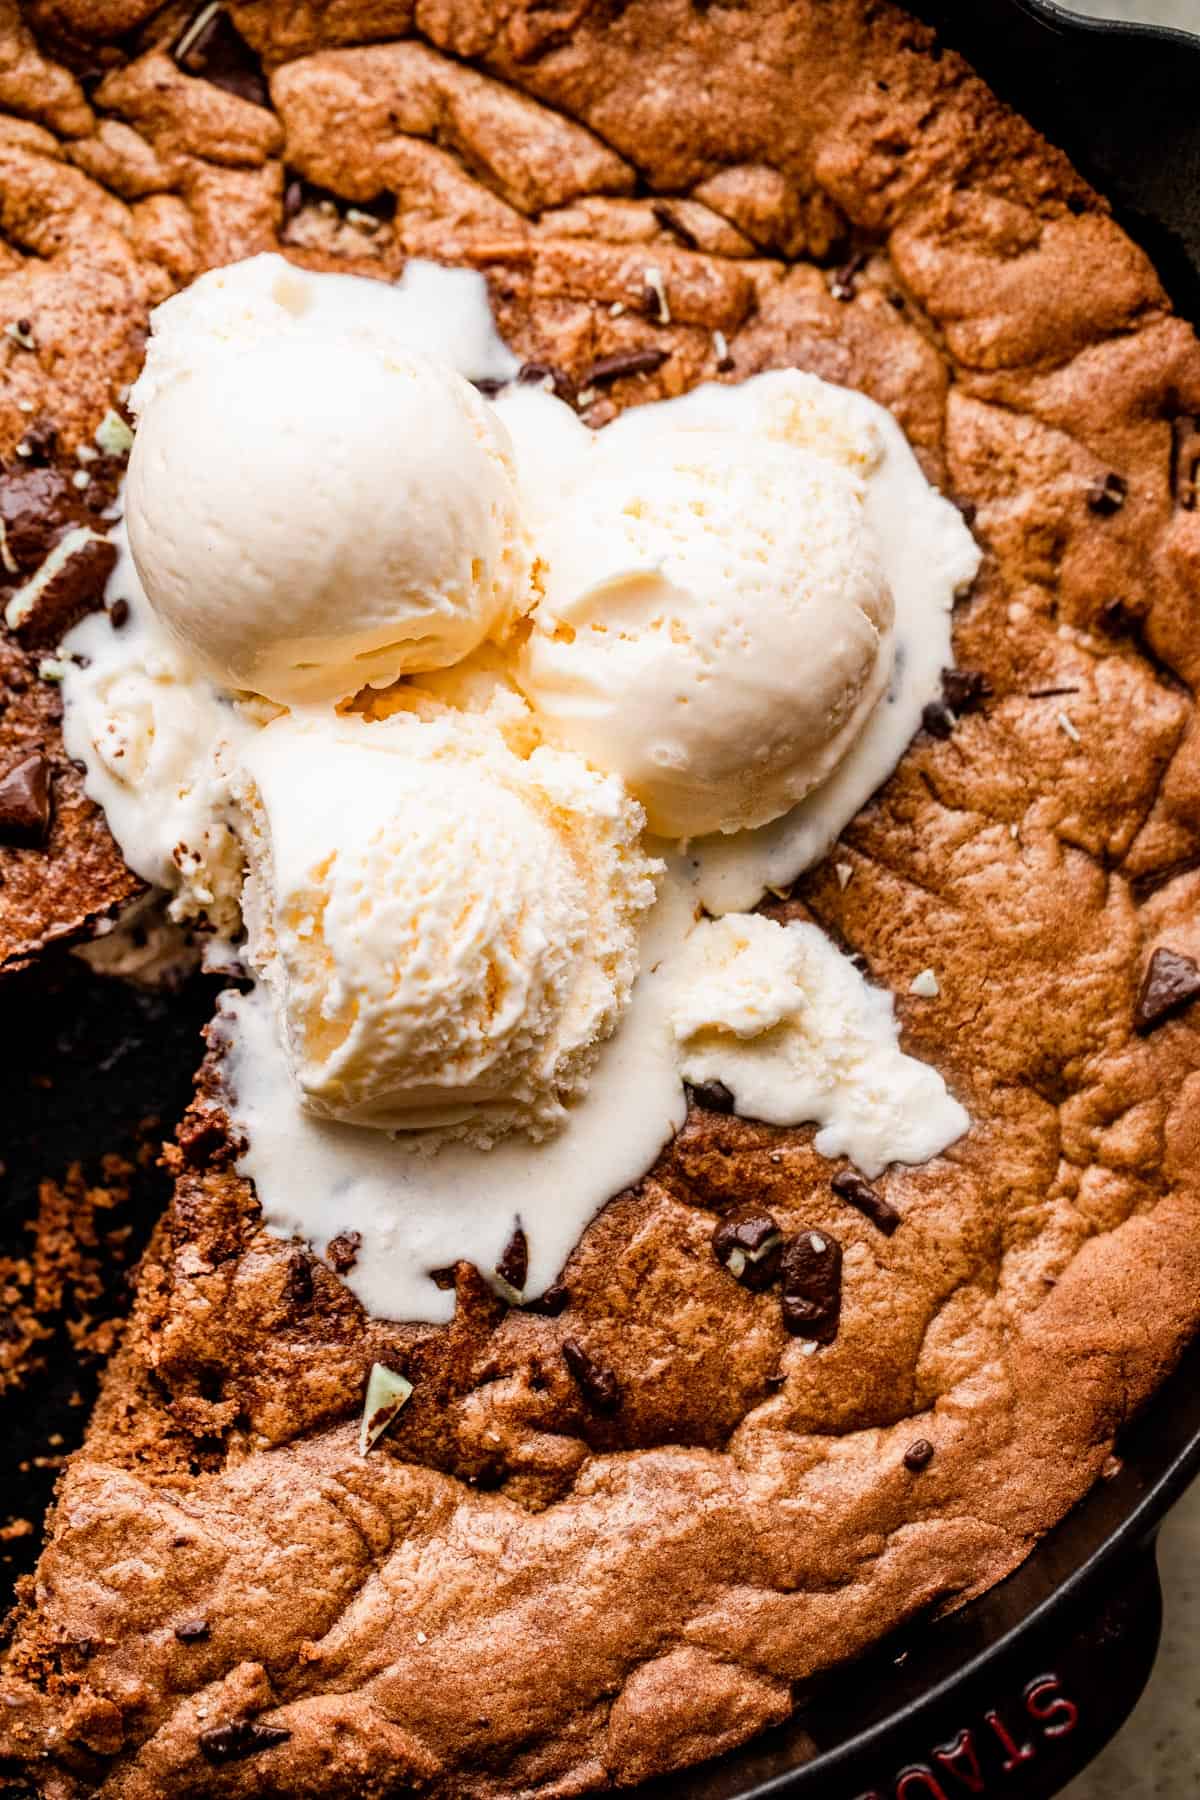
[3,1,1200,1794]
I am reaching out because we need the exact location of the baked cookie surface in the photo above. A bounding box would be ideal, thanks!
[3,1,1200,1794]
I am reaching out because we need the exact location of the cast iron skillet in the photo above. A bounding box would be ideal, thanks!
[1,5,1198,1798]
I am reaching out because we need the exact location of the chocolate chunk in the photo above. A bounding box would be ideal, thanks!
[496,1223,528,1293]
[0,468,87,570]
[1169,414,1200,510]
[562,1338,621,1412]
[780,1229,843,1342]
[198,1720,292,1765]
[523,1281,568,1316]
[6,530,117,645]
[585,347,669,386]
[712,1208,784,1291]
[921,699,955,740]
[1133,947,1200,1034]
[830,250,868,301]
[831,1169,901,1236]
[940,668,991,714]
[284,1252,314,1307]
[1086,471,1127,515]
[0,753,51,846]
[903,1438,935,1471]
[685,1078,735,1115]
[517,360,576,405]
[173,6,269,109]
[108,598,130,629]
[174,1618,210,1643]
[429,1264,458,1291]
[650,200,700,250]
[325,1231,361,1273]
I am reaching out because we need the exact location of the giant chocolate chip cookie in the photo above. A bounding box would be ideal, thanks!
[2,1,1200,1795]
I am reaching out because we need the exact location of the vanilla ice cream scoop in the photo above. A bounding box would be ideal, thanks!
[515,421,894,839]
[125,265,528,706]
[234,710,658,1139]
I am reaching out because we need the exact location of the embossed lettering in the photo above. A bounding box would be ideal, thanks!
[984,1710,1036,1772]
[933,1728,985,1793]
[1025,1675,1079,1739]
[897,1767,951,1800]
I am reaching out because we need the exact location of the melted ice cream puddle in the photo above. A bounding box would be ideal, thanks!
[60,255,975,1323]
[222,871,966,1323]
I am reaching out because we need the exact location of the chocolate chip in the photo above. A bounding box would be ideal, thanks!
[903,1438,935,1471]
[429,1264,458,1291]
[1169,414,1200,510]
[562,1338,621,1412]
[585,347,669,386]
[830,250,868,301]
[14,419,57,466]
[940,668,991,714]
[174,1617,210,1642]
[325,1231,361,1273]
[685,1078,735,1115]
[1086,471,1127,515]
[831,1169,901,1237]
[1133,946,1200,1034]
[517,360,576,405]
[0,753,51,846]
[780,1229,843,1342]
[173,7,269,109]
[495,1223,528,1292]
[650,200,700,250]
[712,1208,784,1291]
[198,1720,292,1765]
[108,598,130,629]
[284,1252,314,1307]
[523,1282,568,1316]
[921,699,955,740]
